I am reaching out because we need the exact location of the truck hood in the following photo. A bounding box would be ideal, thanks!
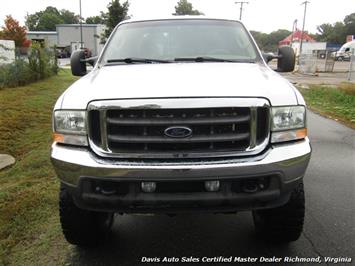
[59,62,299,109]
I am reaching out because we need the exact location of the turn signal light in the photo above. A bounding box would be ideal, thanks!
[53,133,64,143]
[296,128,307,139]
[271,128,307,143]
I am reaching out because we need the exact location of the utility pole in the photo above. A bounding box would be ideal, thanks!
[235,1,249,21]
[299,1,310,56]
[79,0,83,49]
[290,19,298,46]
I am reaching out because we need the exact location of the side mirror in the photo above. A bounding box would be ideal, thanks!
[262,52,276,63]
[345,47,350,52]
[277,46,295,72]
[70,50,87,76]
[87,56,98,67]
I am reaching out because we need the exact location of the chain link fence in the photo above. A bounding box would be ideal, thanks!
[348,55,355,82]
[298,53,318,74]
[324,50,336,72]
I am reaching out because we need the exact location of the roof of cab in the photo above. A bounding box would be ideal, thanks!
[118,15,241,26]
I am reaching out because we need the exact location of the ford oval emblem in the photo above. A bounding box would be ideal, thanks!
[164,126,193,138]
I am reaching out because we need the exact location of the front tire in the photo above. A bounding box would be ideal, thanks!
[59,184,113,246]
[252,183,305,243]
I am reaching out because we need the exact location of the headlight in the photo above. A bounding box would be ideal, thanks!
[271,106,307,143]
[53,110,88,146]
[271,106,305,131]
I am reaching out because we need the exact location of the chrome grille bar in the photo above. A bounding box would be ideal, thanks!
[99,110,109,152]
[249,107,257,149]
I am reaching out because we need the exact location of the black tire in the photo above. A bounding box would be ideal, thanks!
[277,46,295,72]
[59,184,114,246]
[252,183,305,243]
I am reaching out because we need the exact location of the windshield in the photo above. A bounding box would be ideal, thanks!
[100,19,259,64]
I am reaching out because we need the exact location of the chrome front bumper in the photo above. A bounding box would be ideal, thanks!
[51,138,311,187]
[51,139,311,212]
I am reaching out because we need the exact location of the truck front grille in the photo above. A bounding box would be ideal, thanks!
[88,99,270,159]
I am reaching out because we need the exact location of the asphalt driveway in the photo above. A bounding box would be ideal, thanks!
[67,111,355,266]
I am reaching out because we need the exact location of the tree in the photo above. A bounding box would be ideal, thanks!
[102,0,130,39]
[173,0,203,15]
[344,13,355,37]
[60,9,80,25]
[0,15,30,47]
[250,30,268,50]
[315,12,355,43]
[316,22,346,43]
[86,15,105,24]
[25,7,80,31]
[251,29,290,52]
[267,29,290,50]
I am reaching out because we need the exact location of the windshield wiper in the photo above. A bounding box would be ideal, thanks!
[106,58,173,65]
[174,57,255,63]
[104,57,255,66]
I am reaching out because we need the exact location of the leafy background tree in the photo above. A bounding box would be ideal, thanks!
[60,9,80,25]
[316,12,355,43]
[86,15,105,24]
[0,15,30,47]
[102,0,130,39]
[173,0,203,15]
[344,13,355,35]
[25,7,80,31]
[316,22,345,43]
[251,29,290,52]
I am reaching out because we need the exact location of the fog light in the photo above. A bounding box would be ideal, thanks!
[205,180,220,192]
[141,182,156,193]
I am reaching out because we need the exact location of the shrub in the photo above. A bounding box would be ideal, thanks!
[0,59,34,87]
[0,44,58,89]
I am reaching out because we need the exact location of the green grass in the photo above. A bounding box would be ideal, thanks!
[0,70,77,265]
[299,83,355,129]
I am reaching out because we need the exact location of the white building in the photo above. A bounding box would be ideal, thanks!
[0,40,15,65]
[56,24,105,56]
[26,24,105,56]
[27,31,58,48]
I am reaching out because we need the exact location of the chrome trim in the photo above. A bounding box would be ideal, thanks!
[249,107,257,149]
[87,98,271,159]
[99,110,109,151]
[51,138,311,186]
[88,98,270,110]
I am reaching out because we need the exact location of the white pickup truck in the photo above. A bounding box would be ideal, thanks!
[51,16,311,246]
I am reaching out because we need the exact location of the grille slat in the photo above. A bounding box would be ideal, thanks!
[106,114,250,126]
[88,101,270,159]
[107,132,250,144]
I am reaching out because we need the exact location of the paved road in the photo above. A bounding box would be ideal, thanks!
[67,111,355,266]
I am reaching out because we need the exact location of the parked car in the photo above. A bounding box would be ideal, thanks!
[51,16,311,247]
[83,47,92,58]
[56,48,71,58]
[335,40,355,61]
